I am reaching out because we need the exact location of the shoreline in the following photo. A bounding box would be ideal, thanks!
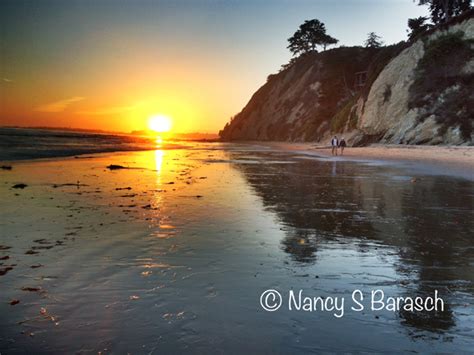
[247,141,474,180]
[2,140,473,180]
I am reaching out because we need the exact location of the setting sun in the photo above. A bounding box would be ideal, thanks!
[148,114,172,133]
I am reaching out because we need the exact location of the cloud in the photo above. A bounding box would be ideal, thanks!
[35,96,85,113]
[76,103,140,116]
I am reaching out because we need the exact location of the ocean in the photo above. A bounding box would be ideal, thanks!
[0,127,165,161]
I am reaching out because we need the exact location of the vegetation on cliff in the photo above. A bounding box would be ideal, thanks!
[220,4,473,145]
[409,30,474,140]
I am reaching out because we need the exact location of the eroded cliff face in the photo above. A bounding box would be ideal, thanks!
[355,17,474,145]
[220,15,473,146]
[219,47,381,141]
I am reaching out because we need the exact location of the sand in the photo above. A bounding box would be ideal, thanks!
[252,142,474,180]
[1,144,474,352]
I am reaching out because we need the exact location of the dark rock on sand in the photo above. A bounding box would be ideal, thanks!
[107,164,129,170]
[10,299,20,305]
[1,165,12,170]
[12,183,27,189]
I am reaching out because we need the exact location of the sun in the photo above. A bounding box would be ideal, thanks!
[148,114,172,133]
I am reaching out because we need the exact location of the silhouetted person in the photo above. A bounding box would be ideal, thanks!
[339,137,346,155]
[331,136,338,156]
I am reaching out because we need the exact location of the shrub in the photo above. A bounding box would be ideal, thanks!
[409,31,474,140]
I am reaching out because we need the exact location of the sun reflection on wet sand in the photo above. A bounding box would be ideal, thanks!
[154,149,164,180]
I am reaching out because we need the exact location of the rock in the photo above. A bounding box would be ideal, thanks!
[1,165,12,170]
[107,164,128,170]
[12,183,27,189]
[10,299,20,305]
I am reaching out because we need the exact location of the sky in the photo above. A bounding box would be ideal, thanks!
[0,0,429,134]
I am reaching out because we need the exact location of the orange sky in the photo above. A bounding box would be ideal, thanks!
[0,0,428,134]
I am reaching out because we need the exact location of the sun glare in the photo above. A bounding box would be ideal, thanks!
[148,114,172,133]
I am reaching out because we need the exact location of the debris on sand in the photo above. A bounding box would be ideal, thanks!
[0,245,11,250]
[32,245,54,250]
[107,164,149,171]
[107,164,129,170]
[30,264,43,269]
[12,183,28,189]
[142,204,159,210]
[1,165,12,170]
[0,267,13,276]
[21,286,42,292]
[40,307,58,323]
[115,187,132,191]
[10,299,20,306]
[33,239,49,244]
[52,182,88,188]
[0,255,10,260]
[25,250,39,255]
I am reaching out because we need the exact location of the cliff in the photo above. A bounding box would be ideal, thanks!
[220,14,473,145]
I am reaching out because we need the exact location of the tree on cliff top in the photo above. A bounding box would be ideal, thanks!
[287,19,338,56]
[407,16,432,40]
[417,0,472,24]
[364,32,384,48]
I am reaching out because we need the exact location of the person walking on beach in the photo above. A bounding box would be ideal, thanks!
[339,137,346,155]
[331,136,339,156]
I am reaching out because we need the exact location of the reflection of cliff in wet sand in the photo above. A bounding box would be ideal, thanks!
[230,149,473,335]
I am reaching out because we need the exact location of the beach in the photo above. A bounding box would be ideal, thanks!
[259,142,474,180]
[1,141,473,353]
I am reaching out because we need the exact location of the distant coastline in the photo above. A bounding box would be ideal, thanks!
[0,125,219,141]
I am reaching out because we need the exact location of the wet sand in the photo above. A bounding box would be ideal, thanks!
[257,142,474,180]
[0,143,473,353]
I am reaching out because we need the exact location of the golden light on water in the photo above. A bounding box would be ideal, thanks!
[148,114,172,133]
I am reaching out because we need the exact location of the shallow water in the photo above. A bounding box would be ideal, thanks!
[0,144,473,353]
